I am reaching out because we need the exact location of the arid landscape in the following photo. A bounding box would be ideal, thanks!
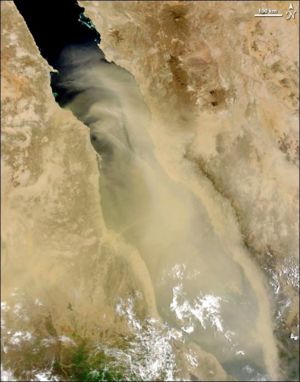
[1,1,299,381]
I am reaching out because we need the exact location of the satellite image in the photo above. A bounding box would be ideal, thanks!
[1,1,299,381]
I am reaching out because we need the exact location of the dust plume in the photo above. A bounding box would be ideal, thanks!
[57,45,280,381]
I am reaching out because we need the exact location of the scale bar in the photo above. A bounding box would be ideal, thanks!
[254,14,283,17]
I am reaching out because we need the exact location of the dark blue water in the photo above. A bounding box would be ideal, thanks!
[14,0,105,107]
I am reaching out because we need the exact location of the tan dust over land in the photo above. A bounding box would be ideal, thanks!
[1,1,299,381]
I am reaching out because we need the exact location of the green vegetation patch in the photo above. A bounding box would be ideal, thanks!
[54,341,126,382]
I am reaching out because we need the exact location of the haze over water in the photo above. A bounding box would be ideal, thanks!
[59,46,279,381]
